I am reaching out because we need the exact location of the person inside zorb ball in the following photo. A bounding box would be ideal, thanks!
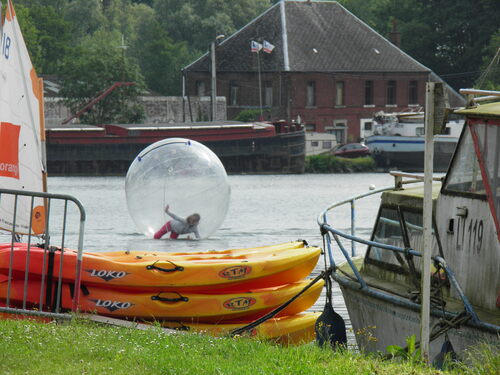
[125,138,230,239]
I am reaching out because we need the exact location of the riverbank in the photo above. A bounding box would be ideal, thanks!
[305,155,376,173]
[0,318,496,375]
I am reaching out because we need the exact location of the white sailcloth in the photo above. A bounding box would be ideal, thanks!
[0,0,46,235]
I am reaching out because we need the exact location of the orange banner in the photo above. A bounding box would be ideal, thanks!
[0,122,21,179]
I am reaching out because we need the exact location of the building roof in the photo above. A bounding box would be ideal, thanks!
[184,0,430,74]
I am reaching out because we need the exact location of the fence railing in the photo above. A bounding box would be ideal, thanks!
[0,187,85,318]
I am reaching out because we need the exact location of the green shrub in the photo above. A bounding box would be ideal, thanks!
[234,109,272,122]
[305,155,376,173]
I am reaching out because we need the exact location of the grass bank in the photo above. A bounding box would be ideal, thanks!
[305,155,376,173]
[0,318,497,375]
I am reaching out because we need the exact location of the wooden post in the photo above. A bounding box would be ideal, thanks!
[420,82,436,360]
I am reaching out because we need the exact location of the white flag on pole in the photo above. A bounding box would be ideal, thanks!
[263,40,275,53]
[251,40,262,53]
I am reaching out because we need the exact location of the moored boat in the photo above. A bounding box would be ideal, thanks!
[366,109,464,172]
[319,90,500,359]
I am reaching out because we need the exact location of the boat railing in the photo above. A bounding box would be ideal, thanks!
[0,187,86,319]
[317,171,441,259]
[317,172,494,330]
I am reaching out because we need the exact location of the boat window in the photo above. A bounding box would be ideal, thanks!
[444,126,485,195]
[472,123,500,225]
[367,207,404,266]
[367,208,440,269]
[401,211,440,263]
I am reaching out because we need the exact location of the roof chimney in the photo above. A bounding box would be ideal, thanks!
[389,18,401,48]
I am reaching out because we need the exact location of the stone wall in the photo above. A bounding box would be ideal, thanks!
[45,95,227,126]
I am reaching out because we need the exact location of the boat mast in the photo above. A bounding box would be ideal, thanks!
[39,76,47,193]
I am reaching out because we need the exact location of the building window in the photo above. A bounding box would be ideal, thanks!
[365,80,374,106]
[305,123,316,132]
[264,81,273,107]
[306,81,316,107]
[387,80,396,105]
[311,141,319,147]
[335,81,345,106]
[196,80,205,97]
[229,81,239,105]
[409,80,418,104]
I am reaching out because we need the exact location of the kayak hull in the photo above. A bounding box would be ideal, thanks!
[162,312,320,346]
[0,242,320,291]
[0,278,324,322]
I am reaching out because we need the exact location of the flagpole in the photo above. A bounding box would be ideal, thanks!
[257,50,263,120]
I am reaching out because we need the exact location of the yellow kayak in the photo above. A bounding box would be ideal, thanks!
[0,242,320,291]
[162,312,320,346]
[1,278,324,322]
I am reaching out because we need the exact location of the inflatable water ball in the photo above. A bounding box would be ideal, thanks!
[125,138,231,239]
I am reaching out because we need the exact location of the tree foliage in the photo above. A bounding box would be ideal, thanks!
[8,0,500,122]
[153,0,272,54]
[59,29,145,125]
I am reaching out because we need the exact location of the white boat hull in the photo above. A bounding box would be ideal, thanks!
[339,282,498,359]
[366,135,457,172]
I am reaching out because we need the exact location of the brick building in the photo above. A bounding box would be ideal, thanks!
[183,0,444,144]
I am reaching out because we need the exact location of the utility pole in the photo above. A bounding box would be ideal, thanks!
[257,50,263,120]
[210,35,224,122]
[210,41,216,121]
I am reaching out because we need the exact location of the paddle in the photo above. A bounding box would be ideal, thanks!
[315,272,347,348]
[432,334,458,370]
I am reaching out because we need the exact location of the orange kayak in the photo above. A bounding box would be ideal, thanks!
[162,312,320,346]
[0,278,323,322]
[0,242,320,291]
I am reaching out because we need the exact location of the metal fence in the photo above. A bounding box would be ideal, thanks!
[0,187,85,319]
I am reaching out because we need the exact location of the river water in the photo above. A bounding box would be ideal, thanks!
[3,173,396,343]
[43,173,394,253]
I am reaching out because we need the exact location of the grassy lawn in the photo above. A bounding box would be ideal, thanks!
[0,317,497,375]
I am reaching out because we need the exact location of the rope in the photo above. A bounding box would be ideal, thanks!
[228,268,331,337]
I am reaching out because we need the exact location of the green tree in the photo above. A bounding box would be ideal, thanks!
[60,29,145,125]
[153,0,272,54]
[25,4,72,74]
[476,29,500,90]
[63,0,107,38]
[131,16,193,95]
